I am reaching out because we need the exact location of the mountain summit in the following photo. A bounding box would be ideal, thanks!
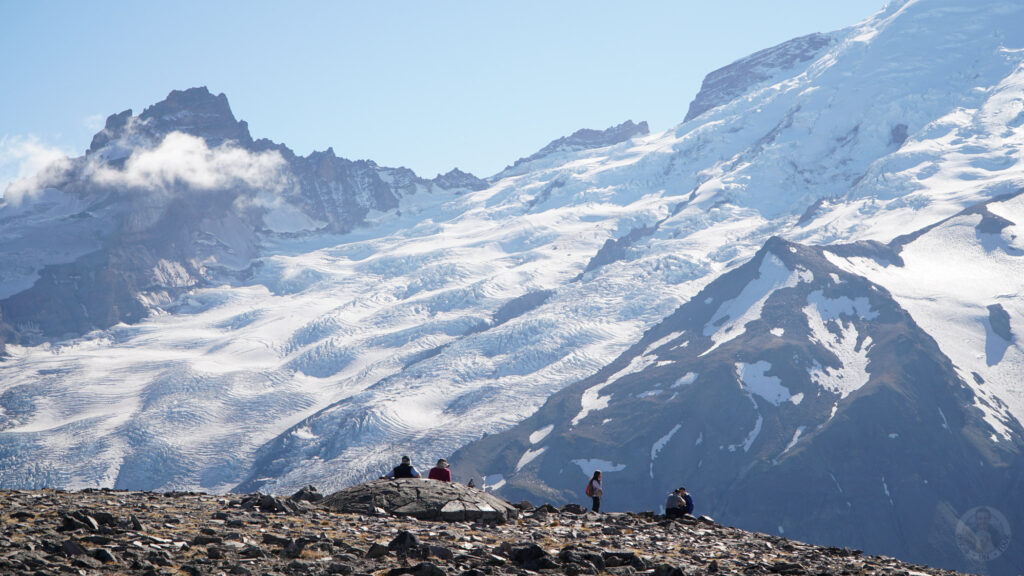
[88,87,253,153]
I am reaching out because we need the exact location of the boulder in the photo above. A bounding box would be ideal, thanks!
[320,479,518,523]
[289,485,324,503]
[388,531,420,554]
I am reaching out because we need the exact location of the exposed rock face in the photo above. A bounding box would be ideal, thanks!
[88,108,133,152]
[0,488,968,576]
[579,223,659,276]
[88,87,255,155]
[137,87,255,146]
[432,168,489,191]
[497,120,649,177]
[988,303,1013,342]
[685,33,834,122]
[320,478,518,523]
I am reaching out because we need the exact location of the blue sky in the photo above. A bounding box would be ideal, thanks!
[1,1,884,187]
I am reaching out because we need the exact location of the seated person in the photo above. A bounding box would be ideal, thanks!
[428,458,452,482]
[385,455,421,478]
[666,487,694,518]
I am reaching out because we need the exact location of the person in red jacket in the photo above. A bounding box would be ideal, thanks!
[428,458,452,482]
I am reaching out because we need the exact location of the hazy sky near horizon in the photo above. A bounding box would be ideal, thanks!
[1,1,885,189]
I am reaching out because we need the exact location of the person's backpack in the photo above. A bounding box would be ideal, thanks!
[585,481,594,497]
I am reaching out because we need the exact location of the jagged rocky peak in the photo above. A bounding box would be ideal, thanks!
[500,119,650,175]
[139,86,253,145]
[684,32,834,122]
[432,167,488,191]
[88,109,134,152]
[88,86,253,153]
[552,120,650,150]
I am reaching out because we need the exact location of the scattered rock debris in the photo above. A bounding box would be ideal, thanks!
[0,485,966,576]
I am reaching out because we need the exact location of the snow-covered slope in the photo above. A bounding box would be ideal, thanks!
[829,193,1024,433]
[2,1,1024,571]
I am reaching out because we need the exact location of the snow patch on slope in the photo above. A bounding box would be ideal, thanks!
[572,354,658,426]
[737,361,792,405]
[736,413,764,453]
[573,458,626,477]
[644,331,684,356]
[673,372,698,388]
[804,291,875,398]
[529,425,554,445]
[702,254,808,356]
[728,392,764,454]
[650,423,683,478]
[783,426,807,455]
[481,474,505,491]
[516,447,546,472]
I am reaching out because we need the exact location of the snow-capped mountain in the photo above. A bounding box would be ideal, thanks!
[0,87,486,343]
[2,0,1024,572]
[452,217,1024,573]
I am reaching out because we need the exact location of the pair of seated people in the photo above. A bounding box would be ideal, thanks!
[385,456,452,482]
[665,486,694,518]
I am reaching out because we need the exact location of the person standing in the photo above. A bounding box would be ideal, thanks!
[385,456,421,479]
[428,458,452,482]
[585,470,603,512]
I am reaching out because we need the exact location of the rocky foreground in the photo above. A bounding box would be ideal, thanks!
[0,485,966,576]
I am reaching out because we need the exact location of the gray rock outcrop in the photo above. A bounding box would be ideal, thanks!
[496,120,649,178]
[684,33,834,122]
[320,478,518,522]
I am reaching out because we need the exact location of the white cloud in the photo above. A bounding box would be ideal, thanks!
[83,114,105,132]
[89,132,290,193]
[0,135,74,205]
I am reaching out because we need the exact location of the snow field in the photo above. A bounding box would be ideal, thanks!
[826,200,1024,439]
